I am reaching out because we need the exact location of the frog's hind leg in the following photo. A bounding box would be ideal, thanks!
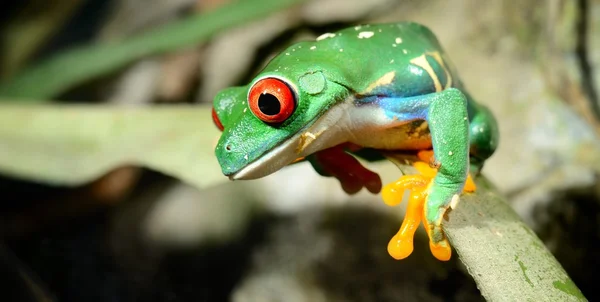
[466,98,499,175]
[417,149,477,192]
[376,88,471,261]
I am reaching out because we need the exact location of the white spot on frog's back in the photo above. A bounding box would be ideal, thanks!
[395,37,403,44]
[316,33,336,41]
[361,71,396,94]
[357,31,374,39]
[310,46,316,50]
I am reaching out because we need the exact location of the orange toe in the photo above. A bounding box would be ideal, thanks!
[382,152,476,261]
[387,186,426,259]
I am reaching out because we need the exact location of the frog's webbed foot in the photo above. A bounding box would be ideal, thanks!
[382,150,475,261]
[308,144,382,194]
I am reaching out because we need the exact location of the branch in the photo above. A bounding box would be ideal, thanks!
[381,153,587,301]
[446,177,586,301]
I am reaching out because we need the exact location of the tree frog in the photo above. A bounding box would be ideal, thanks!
[211,22,498,261]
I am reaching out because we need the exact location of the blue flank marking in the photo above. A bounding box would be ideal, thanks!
[357,94,431,122]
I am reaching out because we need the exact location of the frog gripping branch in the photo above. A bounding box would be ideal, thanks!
[211,22,499,261]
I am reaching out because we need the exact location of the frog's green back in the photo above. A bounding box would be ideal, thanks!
[260,22,464,99]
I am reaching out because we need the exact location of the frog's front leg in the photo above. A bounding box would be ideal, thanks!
[377,88,471,261]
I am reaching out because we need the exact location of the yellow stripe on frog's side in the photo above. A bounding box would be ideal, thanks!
[410,54,442,92]
[361,71,396,95]
[409,51,453,92]
[427,51,453,89]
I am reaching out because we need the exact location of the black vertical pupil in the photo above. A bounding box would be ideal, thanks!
[258,93,281,115]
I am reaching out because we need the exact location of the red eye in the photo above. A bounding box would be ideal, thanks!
[248,78,296,124]
[212,107,224,131]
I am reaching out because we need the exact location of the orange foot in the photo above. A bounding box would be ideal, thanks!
[381,150,476,261]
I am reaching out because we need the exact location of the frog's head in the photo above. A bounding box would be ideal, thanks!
[212,62,353,180]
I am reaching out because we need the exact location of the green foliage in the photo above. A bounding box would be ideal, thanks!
[0,0,307,101]
[0,104,224,189]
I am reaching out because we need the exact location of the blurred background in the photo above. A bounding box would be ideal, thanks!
[0,0,599,301]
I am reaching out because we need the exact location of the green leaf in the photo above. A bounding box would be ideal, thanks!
[0,103,227,189]
[0,0,307,101]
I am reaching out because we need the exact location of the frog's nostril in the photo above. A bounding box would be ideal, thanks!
[225,145,232,151]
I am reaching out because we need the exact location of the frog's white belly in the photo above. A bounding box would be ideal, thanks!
[297,99,432,156]
[328,100,433,151]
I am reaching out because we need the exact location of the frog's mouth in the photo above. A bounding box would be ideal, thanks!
[230,100,359,180]
[229,130,310,180]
